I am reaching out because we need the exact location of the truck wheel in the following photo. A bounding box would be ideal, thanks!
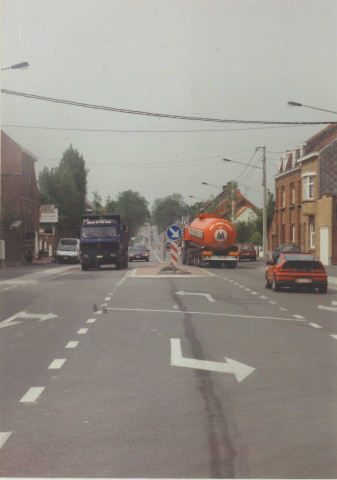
[81,263,89,271]
[194,255,200,267]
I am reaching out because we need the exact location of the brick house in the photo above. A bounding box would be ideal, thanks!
[213,182,258,222]
[0,131,40,264]
[268,124,337,264]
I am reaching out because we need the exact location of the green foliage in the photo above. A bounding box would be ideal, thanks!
[151,194,188,233]
[38,145,88,236]
[115,190,150,237]
[250,231,262,245]
[92,191,103,214]
[105,196,117,213]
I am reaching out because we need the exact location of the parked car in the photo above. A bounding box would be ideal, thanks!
[55,238,80,263]
[265,252,327,293]
[129,245,150,262]
[272,243,300,260]
[238,244,257,261]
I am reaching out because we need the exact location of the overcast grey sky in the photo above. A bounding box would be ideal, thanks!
[2,0,337,209]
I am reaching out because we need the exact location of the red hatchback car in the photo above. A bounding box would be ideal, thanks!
[265,252,328,293]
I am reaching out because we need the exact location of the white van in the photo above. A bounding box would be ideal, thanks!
[55,238,80,263]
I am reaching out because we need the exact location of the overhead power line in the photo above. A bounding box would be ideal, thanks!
[2,89,336,125]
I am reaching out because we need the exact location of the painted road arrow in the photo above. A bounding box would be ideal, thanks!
[175,291,215,303]
[170,338,255,383]
[318,303,337,313]
[0,311,58,329]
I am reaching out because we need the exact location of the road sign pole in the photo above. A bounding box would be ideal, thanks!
[170,241,179,268]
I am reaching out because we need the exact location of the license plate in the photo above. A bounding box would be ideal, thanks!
[96,255,103,259]
[296,278,312,283]
[63,256,69,260]
[136,256,141,259]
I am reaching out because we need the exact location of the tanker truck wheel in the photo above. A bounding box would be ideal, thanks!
[193,254,200,267]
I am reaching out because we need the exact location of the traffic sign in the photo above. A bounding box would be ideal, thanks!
[166,225,182,241]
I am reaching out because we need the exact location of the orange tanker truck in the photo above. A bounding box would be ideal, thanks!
[181,213,238,268]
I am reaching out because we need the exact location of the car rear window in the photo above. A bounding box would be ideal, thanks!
[282,257,325,271]
[283,254,316,261]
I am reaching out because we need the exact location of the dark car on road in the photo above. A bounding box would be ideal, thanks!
[272,243,300,261]
[129,245,150,262]
[238,244,257,261]
[265,252,328,293]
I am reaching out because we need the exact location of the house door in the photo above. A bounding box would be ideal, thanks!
[320,227,329,265]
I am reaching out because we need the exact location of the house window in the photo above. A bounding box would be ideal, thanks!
[309,216,315,249]
[302,174,315,200]
[281,187,286,207]
[291,224,295,242]
[291,184,295,204]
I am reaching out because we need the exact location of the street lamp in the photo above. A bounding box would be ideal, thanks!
[1,61,29,71]
[287,101,337,115]
[201,181,223,190]
[223,152,268,260]
[189,195,208,201]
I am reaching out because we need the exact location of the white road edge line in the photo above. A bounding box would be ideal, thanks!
[104,307,305,322]
[0,432,12,450]
[20,387,45,403]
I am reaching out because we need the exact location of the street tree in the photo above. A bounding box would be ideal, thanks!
[38,145,88,236]
[152,194,189,232]
[116,190,150,237]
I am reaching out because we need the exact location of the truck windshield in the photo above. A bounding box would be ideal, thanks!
[82,225,118,238]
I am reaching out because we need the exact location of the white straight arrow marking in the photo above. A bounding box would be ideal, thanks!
[0,311,58,329]
[170,338,255,383]
[318,305,337,313]
[175,291,215,302]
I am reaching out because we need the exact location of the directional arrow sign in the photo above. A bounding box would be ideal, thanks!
[170,338,255,383]
[175,291,215,303]
[0,311,58,329]
[166,225,182,240]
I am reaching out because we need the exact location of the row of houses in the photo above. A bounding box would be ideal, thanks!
[268,123,337,265]
[0,131,64,264]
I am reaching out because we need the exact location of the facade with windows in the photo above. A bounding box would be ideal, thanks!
[0,131,40,264]
[268,124,337,264]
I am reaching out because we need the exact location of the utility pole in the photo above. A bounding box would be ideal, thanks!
[256,146,268,260]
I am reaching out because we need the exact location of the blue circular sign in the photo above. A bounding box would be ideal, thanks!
[166,224,182,241]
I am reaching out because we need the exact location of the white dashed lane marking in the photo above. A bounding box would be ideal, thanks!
[309,323,322,329]
[65,341,79,348]
[0,432,12,451]
[77,328,89,334]
[20,387,45,403]
[48,359,66,369]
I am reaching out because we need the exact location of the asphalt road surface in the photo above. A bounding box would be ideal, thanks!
[0,252,336,478]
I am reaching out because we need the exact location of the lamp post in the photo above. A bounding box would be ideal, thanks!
[287,101,337,115]
[1,61,29,71]
[223,151,268,260]
[201,181,223,190]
